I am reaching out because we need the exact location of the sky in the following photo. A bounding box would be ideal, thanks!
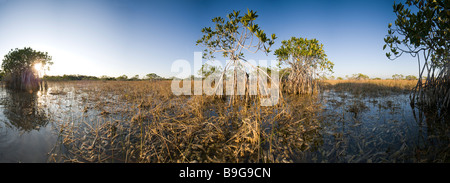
[0,0,418,79]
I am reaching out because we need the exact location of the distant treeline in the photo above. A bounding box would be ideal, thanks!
[1,72,420,82]
[43,73,170,81]
[328,73,420,81]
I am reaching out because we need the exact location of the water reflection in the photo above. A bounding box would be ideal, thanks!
[0,80,448,163]
[0,88,54,162]
[311,91,450,162]
[411,109,450,162]
[0,89,49,131]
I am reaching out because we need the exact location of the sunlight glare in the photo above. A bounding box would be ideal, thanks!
[34,62,42,71]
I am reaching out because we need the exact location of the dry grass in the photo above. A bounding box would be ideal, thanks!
[44,79,449,163]
[49,80,320,163]
[320,79,417,96]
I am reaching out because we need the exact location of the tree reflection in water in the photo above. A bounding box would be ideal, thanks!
[412,108,450,162]
[0,88,49,132]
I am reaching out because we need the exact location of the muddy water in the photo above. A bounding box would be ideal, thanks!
[0,84,448,163]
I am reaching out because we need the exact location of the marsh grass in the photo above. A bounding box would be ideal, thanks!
[48,80,319,163]
[320,79,417,96]
[317,81,450,163]
[44,79,449,163]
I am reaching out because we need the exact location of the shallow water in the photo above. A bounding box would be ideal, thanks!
[302,90,450,162]
[0,85,101,162]
[0,83,448,162]
[0,87,55,162]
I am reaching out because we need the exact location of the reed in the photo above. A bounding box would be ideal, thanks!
[42,79,449,163]
[50,80,317,163]
[320,79,417,96]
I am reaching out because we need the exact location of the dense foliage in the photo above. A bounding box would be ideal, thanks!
[1,47,52,91]
[275,37,334,94]
[384,0,449,111]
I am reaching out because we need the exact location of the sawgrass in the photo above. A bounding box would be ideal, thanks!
[46,79,449,163]
[50,80,319,163]
[320,79,417,96]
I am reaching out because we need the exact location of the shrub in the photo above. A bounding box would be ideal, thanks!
[1,47,52,91]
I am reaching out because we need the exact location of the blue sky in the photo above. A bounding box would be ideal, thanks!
[0,0,417,79]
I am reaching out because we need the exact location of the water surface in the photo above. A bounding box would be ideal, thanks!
[0,83,448,162]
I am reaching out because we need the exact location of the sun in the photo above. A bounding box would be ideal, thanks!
[34,62,42,71]
[33,62,45,77]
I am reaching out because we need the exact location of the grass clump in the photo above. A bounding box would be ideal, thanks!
[50,81,320,163]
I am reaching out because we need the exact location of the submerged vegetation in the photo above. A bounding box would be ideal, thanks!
[50,81,317,162]
[1,1,449,164]
[34,79,446,163]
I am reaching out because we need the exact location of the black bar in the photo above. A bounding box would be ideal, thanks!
[2,163,448,182]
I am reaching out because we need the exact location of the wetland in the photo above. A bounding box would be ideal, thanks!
[0,80,448,163]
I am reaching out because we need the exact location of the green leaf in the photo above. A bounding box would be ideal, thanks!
[197,9,275,61]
